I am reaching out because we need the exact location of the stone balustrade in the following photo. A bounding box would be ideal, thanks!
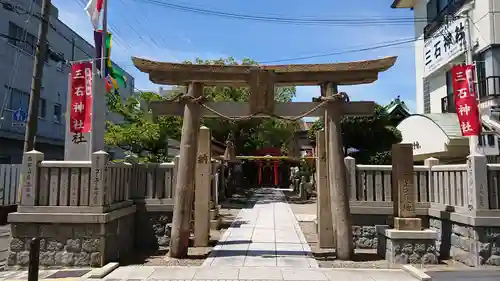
[7,148,221,269]
[7,148,500,268]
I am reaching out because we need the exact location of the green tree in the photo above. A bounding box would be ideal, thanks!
[104,90,182,162]
[105,57,300,162]
[184,57,299,155]
[308,104,401,164]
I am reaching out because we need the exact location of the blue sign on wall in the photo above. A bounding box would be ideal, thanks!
[12,108,27,127]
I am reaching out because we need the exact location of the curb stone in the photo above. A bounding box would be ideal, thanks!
[402,265,432,281]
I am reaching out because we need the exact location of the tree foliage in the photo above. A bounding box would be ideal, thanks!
[181,57,299,155]
[105,91,182,162]
[308,104,402,164]
[104,57,300,162]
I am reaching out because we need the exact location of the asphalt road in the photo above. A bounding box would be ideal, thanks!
[428,270,500,281]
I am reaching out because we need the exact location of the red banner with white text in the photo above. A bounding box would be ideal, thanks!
[70,62,93,133]
[452,64,481,137]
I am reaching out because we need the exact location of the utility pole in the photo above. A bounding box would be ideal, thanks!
[458,4,480,155]
[23,0,51,152]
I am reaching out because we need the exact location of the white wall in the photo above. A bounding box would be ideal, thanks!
[412,0,499,114]
[413,0,427,114]
[397,115,449,155]
[494,0,500,45]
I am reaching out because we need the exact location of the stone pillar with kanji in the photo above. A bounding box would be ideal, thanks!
[64,61,106,161]
[392,143,421,230]
[377,143,438,264]
[194,126,211,246]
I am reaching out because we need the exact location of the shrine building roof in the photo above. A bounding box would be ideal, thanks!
[131,56,397,86]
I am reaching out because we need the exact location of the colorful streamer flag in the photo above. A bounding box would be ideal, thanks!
[85,0,104,30]
[109,66,127,88]
[105,79,113,93]
[94,30,127,90]
[93,30,110,75]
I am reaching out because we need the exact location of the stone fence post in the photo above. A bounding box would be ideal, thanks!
[424,157,439,204]
[194,126,211,246]
[315,129,334,248]
[90,151,109,206]
[344,156,357,201]
[172,155,180,200]
[19,150,44,206]
[466,154,489,210]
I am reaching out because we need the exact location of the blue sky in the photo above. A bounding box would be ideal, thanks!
[53,0,416,111]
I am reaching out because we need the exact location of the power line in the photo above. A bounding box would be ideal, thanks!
[109,36,420,67]
[259,38,417,64]
[1,0,147,99]
[0,0,37,121]
[1,0,96,60]
[66,0,455,83]
[134,0,431,26]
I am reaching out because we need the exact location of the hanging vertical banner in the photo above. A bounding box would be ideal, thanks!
[452,64,481,137]
[70,62,93,134]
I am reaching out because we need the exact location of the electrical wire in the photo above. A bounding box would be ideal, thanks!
[134,0,433,26]
[0,0,97,62]
[0,0,37,122]
[1,0,147,101]
[109,36,420,67]
[12,0,466,96]
[259,38,417,64]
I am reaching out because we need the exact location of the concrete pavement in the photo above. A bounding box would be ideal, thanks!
[0,190,422,281]
[101,266,419,281]
[427,270,500,281]
[98,188,419,280]
[202,188,317,268]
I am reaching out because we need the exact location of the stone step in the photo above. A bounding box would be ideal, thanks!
[98,266,421,281]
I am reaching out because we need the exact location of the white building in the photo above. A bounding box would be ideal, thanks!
[0,0,135,163]
[391,0,500,162]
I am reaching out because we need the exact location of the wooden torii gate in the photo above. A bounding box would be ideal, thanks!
[132,56,397,259]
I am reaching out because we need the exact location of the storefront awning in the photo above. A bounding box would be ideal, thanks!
[396,114,469,162]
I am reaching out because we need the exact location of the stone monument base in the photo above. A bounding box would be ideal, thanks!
[394,217,422,230]
[377,227,439,264]
[7,206,135,268]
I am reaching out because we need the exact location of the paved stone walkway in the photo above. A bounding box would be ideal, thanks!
[0,189,422,281]
[202,188,317,268]
[98,266,418,280]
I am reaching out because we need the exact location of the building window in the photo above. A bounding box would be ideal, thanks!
[8,88,48,117]
[8,88,30,112]
[39,98,46,118]
[8,22,37,55]
[426,0,439,23]
[437,0,449,12]
[423,78,431,114]
[446,70,455,105]
[53,103,62,123]
[474,53,488,99]
[424,0,470,39]
[442,70,456,113]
